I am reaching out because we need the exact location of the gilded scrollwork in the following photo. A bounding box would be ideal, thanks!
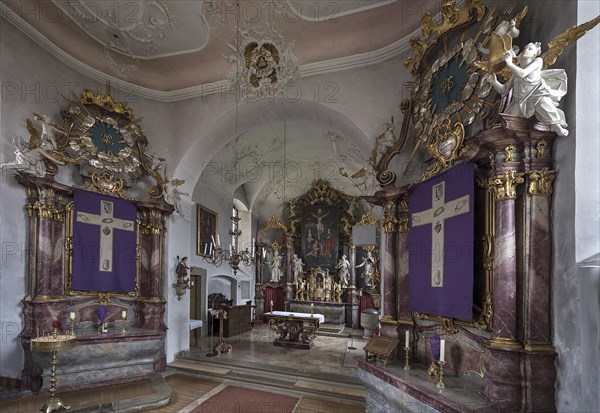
[528,168,555,196]
[421,118,465,181]
[405,0,485,76]
[491,171,525,200]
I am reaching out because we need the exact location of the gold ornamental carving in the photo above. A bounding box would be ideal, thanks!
[441,317,458,335]
[398,218,409,233]
[491,171,524,200]
[95,293,112,306]
[535,140,548,158]
[405,0,485,76]
[504,145,516,162]
[383,217,399,233]
[258,215,287,243]
[89,172,126,198]
[357,212,377,226]
[528,168,555,196]
[422,118,465,181]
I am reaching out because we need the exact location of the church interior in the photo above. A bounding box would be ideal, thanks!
[0,1,599,412]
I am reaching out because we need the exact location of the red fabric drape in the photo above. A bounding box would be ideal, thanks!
[358,293,375,328]
[264,287,285,314]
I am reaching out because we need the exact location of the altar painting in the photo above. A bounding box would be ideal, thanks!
[301,205,339,271]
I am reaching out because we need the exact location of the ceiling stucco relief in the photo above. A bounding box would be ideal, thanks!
[225,23,299,101]
[2,0,434,96]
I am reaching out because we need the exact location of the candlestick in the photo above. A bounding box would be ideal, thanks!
[404,346,410,370]
[440,339,445,363]
[310,303,314,316]
[436,361,446,388]
[405,330,409,348]
[270,300,273,313]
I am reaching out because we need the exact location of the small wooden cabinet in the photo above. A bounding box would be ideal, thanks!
[212,305,252,337]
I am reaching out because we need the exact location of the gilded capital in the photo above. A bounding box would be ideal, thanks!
[383,217,398,233]
[528,168,555,196]
[398,217,409,233]
[491,171,524,200]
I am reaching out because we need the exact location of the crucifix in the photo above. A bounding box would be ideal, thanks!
[411,181,470,287]
[76,200,135,272]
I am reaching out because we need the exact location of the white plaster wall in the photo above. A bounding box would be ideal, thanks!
[575,2,600,264]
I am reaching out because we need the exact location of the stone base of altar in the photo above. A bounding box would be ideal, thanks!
[21,329,165,392]
[356,357,494,413]
[274,339,314,350]
[288,301,346,324]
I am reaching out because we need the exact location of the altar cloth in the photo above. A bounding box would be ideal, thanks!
[189,319,203,330]
[269,311,325,324]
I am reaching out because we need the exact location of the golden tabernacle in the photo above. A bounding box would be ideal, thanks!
[265,311,325,350]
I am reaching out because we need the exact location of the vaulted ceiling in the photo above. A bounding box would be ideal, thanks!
[3,0,436,221]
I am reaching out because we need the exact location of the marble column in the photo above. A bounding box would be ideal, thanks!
[381,201,398,325]
[489,168,524,346]
[484,163,524,412]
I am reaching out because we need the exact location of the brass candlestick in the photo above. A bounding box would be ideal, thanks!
[403,346,410,370]
[31,327,76,413]
[436,361,446,388]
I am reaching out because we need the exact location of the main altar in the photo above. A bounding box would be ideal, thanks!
[253,181,381,330]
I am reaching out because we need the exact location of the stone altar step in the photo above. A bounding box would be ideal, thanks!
[317,323,350,337]
[170,356,366,405]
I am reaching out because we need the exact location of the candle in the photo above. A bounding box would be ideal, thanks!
[217,234,220,245]
[440,339,445,362]
[121,310,127,319]
[69,311,76,320]
[211,235,215,245]
[405,330,409,348]
[204,244,208,254]
[262,248,266,258]
[270,300,273,308]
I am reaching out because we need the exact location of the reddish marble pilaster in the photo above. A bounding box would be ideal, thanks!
[397,198,410,322]
[34,195,55,299]
[525,194,552,344]
[381,201,398,323]
[50,194,67,297]
[134,300,167,331]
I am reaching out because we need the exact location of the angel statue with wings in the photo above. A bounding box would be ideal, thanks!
[486,14,600,137]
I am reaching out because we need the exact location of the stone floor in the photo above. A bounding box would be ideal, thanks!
[183,324,370,379]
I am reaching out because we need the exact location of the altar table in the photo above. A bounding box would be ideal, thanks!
[265,311,324,349]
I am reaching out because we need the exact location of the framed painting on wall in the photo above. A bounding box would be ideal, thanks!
[301,205,339,272]
[196,204,218,257]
